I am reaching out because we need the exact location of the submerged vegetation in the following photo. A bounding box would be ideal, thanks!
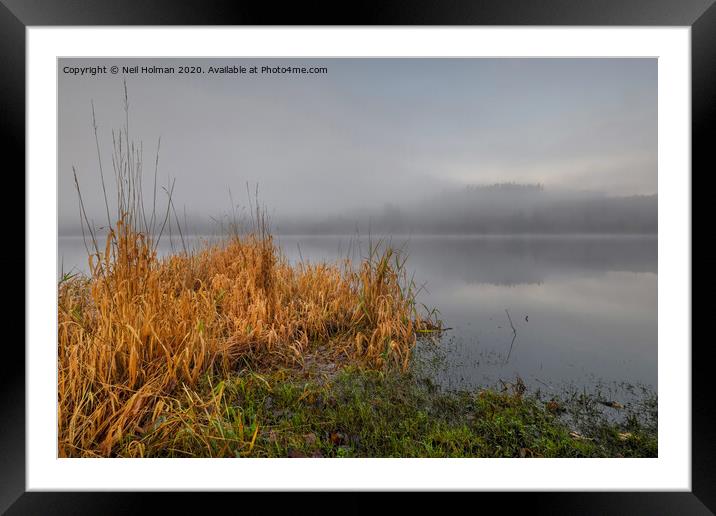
[58,84,656,458]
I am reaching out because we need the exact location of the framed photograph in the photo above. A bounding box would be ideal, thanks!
[6,0,708,512]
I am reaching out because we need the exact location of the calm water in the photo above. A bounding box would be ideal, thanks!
[58,234,657,394]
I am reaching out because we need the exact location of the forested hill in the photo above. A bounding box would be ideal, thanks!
[274,184,658,235]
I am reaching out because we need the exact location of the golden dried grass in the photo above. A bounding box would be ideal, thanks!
[58,218,437,456]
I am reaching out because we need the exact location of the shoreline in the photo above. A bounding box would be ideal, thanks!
[123,358,657,458]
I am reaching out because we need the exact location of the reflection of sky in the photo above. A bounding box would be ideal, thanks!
[59,58,657,232]
[58,234,657,391]
[275,235,658,390]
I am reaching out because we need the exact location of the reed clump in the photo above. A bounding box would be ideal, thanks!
[58,214,439,456]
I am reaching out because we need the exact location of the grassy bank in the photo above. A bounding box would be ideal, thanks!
[114,363,658,458]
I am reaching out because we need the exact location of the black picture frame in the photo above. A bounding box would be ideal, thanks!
[4,1,708,513]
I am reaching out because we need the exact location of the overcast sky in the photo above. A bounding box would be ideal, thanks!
[58,58,657,233]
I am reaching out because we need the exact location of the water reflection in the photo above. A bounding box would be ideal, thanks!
[58,234,657,393]
[275,234,657,392]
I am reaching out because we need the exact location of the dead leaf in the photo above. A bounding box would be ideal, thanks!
[546,399,565,414]
[330,431,346,446]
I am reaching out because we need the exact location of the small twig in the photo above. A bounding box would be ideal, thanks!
[169,192,187,254]
[505,332,517,364]
[505,308,517,334]
[154,179,176,253]
[504,308,517,364]
[91,100,112,232]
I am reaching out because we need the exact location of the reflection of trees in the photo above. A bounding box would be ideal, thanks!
[404,236,657,287]
[276,235,657,288]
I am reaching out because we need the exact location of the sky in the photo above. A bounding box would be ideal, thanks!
[58,58,657,233]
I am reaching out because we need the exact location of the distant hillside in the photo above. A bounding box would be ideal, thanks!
[59,183,658,236]
[273,184,657,235]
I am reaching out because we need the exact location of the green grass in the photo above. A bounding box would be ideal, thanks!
[132,365,657,458]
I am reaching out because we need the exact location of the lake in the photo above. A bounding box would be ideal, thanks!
[58,234,657,396]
